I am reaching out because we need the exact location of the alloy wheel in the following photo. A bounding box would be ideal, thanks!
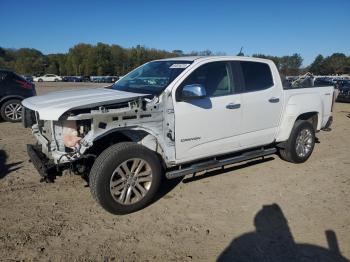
[295,128,313,157]
[4,103,22,121]
[110,158,152,205]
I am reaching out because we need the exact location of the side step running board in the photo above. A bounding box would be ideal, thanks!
[165,147,277,179]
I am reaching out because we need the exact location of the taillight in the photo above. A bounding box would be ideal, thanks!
[16,79,33,89]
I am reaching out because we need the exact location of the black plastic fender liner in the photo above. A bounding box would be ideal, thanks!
[22,107,36,128]
[321,116,333,131]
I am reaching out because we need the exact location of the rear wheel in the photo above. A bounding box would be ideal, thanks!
[89,142,162,214]
[38,78,43,82]
[0,99,23,122]
[279,120,315,163]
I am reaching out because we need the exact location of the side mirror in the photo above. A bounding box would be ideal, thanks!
[182,84,206,100]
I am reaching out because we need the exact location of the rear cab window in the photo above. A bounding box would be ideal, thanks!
[239,61,274,92]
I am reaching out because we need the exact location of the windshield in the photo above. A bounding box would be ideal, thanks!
[111,60,192,95]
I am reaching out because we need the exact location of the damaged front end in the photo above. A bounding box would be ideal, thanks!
[23,94,174,182]
[23,108,95,181]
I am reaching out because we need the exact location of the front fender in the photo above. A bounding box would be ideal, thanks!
[84,126,163,154]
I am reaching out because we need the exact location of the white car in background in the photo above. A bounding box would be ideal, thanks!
[33,74,62,82]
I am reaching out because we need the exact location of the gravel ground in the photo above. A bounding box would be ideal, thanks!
[0,82,349,261]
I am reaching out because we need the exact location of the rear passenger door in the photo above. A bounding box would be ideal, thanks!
[237,61,283,148]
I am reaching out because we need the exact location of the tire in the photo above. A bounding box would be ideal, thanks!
[38,78,43,82]
[89,142,162,214]
[0,99,23,122]
[279,120,315,163]
[54,79,59,82]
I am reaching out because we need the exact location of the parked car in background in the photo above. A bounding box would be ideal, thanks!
[0,69,36,122]
[62,76,82,82]
[81,76,91,82]
[90,76,102,83]
[91,76,106,83]
[22,75,34,82]
[285,76,298,82]
[104,76,119,83]
[314,77,335,87]
[33,74,62,82]
[336,80,350,103]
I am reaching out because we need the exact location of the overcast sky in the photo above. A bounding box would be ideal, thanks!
[1,0,349,65]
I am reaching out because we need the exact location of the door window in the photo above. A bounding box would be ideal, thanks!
[177,62,234,100]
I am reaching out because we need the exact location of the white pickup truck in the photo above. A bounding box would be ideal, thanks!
[22,56,334,214]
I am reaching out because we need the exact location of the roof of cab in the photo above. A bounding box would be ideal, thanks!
[156,56,204,62]
[156,56,272,64]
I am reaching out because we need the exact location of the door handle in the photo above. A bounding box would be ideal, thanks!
[226,103,241,109]
[268,97,280,103]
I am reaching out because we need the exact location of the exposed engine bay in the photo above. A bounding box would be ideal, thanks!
[23,94,176,181]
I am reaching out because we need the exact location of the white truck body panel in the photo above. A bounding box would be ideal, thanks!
[173,93,243,161]
[22,56,334,167]
[22,88,148,120]
[275,87,333,142]
[173,83,333,163]
[167,56,333,163]
[239,59,283,148]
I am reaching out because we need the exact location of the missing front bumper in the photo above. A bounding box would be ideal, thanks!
[27,144,61,182]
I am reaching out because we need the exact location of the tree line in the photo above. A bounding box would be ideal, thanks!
[0,44,177,76]
[0,43,349,76]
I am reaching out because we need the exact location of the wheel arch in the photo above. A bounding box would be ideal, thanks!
[295,112,319,131]
[276,92,323,142]
[86,128,165,163]
[276,111,320,143]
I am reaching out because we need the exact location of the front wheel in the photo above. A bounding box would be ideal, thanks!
[279,120,315,163]
[89,142,162,214]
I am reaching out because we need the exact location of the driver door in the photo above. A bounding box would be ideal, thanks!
[173,61,243,162]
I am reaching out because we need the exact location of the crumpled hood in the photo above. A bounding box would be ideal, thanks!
[22,88,148,120]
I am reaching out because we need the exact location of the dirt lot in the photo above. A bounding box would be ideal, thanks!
[0,82,349,261]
